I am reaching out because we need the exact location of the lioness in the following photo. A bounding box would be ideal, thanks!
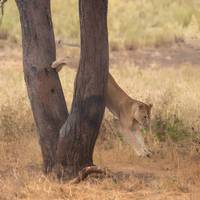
[52,58,152,157]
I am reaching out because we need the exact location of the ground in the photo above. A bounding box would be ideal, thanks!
[0,42,200,200]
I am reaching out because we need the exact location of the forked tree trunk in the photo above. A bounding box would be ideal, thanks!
[56,0,109,178]
[15,0,68,173]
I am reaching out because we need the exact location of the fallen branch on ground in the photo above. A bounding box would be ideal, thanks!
[70,166,114,184]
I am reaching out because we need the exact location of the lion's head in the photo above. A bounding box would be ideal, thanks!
[133,103,152,131]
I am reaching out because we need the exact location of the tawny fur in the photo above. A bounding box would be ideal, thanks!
[52,58,152,157]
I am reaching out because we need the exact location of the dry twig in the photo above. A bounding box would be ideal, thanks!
[70,166,113,184]
[0,0,7,15]
[0,0,7,25]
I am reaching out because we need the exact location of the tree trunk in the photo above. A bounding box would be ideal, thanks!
[56,0,109,179]
[15,0,68,173]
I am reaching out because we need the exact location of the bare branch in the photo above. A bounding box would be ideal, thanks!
[70,166,113,184]
[56,40,80,48]
[0,0,7,25]
[0,0,7,16]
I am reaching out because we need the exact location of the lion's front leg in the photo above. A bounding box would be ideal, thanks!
[51,58,70,72]
[119,115,152,157]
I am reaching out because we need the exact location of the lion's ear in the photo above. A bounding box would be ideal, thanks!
[149,103,153,109]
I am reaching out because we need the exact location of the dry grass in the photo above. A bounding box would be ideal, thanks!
[0,47,200,199]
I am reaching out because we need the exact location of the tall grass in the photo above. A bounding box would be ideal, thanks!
[1,0,200,48]
[1,40,200,199]
[107,65,200,142]
[1,63,200,143]
[0,62,200,199]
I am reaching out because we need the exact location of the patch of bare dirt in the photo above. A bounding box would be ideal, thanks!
[1,40,200,69]
[110,40,200,68]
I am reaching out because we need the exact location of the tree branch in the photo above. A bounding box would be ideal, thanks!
[0,0,7,17]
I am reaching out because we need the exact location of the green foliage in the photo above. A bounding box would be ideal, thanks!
[153,114,190,142]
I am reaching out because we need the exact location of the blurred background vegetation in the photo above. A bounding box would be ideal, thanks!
[1,0,200,49]
[1,1,200,198]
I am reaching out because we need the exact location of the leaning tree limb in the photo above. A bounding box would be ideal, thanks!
[0,0,7,25]
[0,0,7,15]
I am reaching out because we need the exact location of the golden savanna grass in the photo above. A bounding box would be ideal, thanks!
[0,47,200,199]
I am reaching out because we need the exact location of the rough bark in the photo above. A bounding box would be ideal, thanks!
[56,0,109,179]
[15,0,68,173]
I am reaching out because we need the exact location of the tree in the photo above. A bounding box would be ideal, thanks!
[56,0,109,179]
[15,0,68,173]
[16,0,109,179]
